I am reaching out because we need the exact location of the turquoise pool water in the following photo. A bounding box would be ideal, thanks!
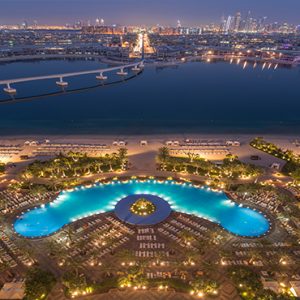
[14,180,270,238]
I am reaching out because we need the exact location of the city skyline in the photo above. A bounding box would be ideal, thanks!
[1,0,300,26]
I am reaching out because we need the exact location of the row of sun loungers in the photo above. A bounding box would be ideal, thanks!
[183,139,240,146]
[157,227,196,250]
[139,243,165,249]
[169,148,230,156]
[67,226,126,257]
[137,235,157,241]
[138,228,155,234]
[32,143,110,157]
[222,259,264,266]
[146,272,172,279]
[0,191,55,213]
[235,251,277,262]
[281,223,298,236]
[0,244,18,269]
[166,139,240,147]
[0,190,55,213]
[183,139,228,146]
[232,242,290,248]
[173,145,228,150]
[135,251,169,258]
[97,237,130,259]
[177,214,209,232]
[0,145,22,161]
[234,190,300,237]
[169,219,206,239]
[231,191,279,213]
[55,215,134,265]
[0,146,22,154]
[105,216,135,235]
[0,232,34,267]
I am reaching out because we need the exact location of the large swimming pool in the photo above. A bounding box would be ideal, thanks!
[14,179,270,238]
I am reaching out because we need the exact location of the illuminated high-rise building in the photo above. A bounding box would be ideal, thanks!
[258,16,267,32]
[245,11,252,32]
[225,15,233,33]
[234,12,241,32]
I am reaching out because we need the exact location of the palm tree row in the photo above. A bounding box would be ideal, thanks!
[157,147,262,180]
[22,148,128,179]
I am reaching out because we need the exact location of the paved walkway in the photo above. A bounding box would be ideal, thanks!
[47,288,198,300]
[47,288,241,300]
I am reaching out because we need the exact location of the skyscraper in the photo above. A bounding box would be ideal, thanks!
[225,15,233,33]
[234,12,241,32]
[258,16,267,32]
[220,15,226,32]
[245,11,251,32]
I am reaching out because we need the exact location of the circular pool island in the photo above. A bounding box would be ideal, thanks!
[114,194,172,226]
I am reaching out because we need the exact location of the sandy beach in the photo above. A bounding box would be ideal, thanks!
[0,133,299,174]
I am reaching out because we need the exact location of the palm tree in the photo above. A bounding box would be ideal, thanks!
[185,249,198,265]
[157,147,170,170]
[158,147,169,162]
[179,230,195,245]
[249,250,262,265]
[62,226,76,244]
[95,161,103,173]
[118,148,128,170]
[64,255,86,278]
[183,149,199,163]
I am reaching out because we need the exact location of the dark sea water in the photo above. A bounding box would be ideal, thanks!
[0,58,300,135]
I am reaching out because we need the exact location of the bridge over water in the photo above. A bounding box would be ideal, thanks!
[0,61,144,94]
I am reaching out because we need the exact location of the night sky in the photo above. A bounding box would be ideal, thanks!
[1,0,300,26]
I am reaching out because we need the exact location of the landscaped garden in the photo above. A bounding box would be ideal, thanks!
[250,137,300,176]
[157,147,263,188]
[228,266,296,300]
[21,148,128,180]
[24,267,56,300]
[130,198,156,216]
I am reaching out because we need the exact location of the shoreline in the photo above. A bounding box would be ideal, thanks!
[0,133,299,142]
